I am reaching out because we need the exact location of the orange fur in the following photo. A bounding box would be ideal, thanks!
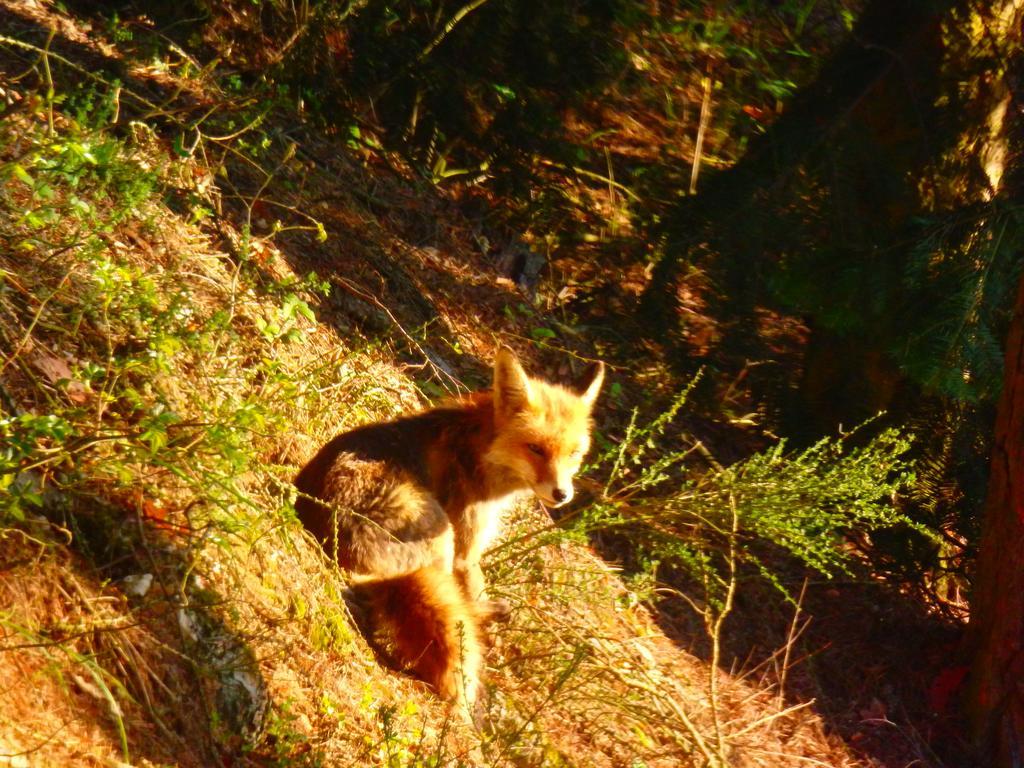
[370,567,482,703]
[294,347,603,711]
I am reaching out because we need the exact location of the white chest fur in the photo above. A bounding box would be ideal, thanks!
[469,492,523,552]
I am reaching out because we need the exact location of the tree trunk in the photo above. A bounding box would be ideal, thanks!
[966,17,1024,763]
[966,269,1024,767]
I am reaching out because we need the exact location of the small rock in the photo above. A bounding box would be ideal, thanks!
[120,573,153,598]
[177,608,200,642]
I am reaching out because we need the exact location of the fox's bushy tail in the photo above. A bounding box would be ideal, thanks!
[369,567,483,708]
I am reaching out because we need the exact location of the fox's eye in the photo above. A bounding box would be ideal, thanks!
[526,443,545,457]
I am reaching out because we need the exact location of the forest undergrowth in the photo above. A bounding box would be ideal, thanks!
[0,3,972,767]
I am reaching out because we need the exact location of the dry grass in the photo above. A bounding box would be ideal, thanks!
[0,5,884,766]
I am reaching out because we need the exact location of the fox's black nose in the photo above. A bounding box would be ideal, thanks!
[552,488,567,503]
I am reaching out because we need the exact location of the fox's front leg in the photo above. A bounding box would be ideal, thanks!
[453,508,512,623]
[451,504,489,601]
[453,542,488,602]
[454,556,511,624]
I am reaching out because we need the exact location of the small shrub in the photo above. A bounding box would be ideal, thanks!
[580,379,924,602]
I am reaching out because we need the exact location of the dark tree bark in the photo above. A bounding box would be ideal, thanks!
[965,29,1024,767]
[967,268,1024,767]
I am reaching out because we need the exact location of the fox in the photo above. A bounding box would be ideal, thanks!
[294,346,603,713]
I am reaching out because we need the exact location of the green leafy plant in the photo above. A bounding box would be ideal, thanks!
[581,379,923,600]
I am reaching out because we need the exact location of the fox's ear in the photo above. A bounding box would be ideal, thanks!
[494,346,532,417]
[578,360,605,408]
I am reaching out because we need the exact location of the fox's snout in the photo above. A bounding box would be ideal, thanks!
[520,446,582,507]
[534,479,574,507]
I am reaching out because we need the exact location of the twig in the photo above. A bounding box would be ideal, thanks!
[726,699,816,740]
[538,158,642,202]
[417,0,493,62]
[704,491,739,765]
[0,34,163,114]
[603,655,722,765]
[743,747,838,767]
[332,275,467,394]
[0,269,72,374]
[777,577,808,708]
[690,67,714,195]
[0,722,69,760]
[605,146,618,235]
[41,27,56,136]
